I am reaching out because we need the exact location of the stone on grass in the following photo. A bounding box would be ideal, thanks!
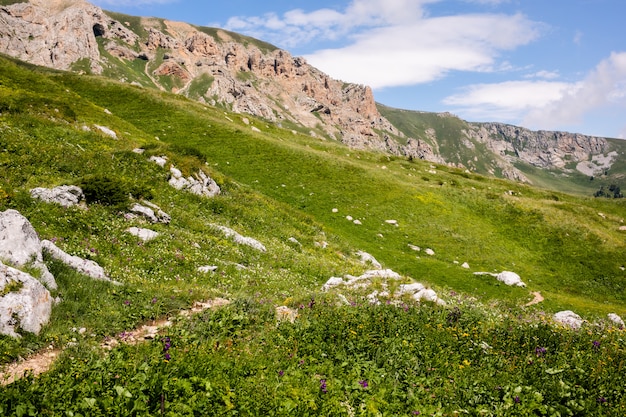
[197,265,218,273]
[129,202,171,224]
[30,185,84,208]
[0,261,52,338]
[0,210,56,290]
[424,248,435,256]
[169,166,221,197]
[150,155,168,167]
[127,227,159,242]
[41,240,120,285]
[385,220,398,225]
[608,313,624,328]
[497,271,526,287]
[553,310,584,329]
[288,237,301,246]
[397,283,425,296]
[94,125,117,139]
[356,251,381,269]
[322,277,345,291]
[212,225,266,252]
[461,262,470,269]
[275,306,298,323]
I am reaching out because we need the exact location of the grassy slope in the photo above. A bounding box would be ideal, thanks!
[1,55,626,416]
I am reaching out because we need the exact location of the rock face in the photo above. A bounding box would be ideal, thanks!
[41,239,120,285]
[30,185,85,208]
[169,166,221,198]
[0,261,52,338]
[0,209,56,290]
[0,0,399,151]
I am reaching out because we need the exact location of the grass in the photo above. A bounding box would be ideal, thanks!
[0,55,625,415]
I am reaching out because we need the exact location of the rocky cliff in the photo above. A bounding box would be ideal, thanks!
[0,0,401,151]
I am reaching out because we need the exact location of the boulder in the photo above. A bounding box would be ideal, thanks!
[129,202,171,224]
[322,277,345,291]
[94,125,117,139]
[197,265,218,273]
[0,210,56,289]
[413,288,446,305]
[397,283,425,296]
[127,227,159,242]
[212,225,266,252]
[608,313,624,328]
[150,155,168,167]
[553,310,584,329]
[497,271,526,287]
[30,185,84,207]
[41,240,121,285]
[0,261,52,338]
[169,166,221,197]
[356,250,381,269]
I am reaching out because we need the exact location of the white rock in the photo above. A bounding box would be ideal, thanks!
[129,202,171,224]
[0,261,52,338]
[353,219,362,225]
[132,148,145,154]
[288,237,301,245]
[356,251,382,269]
[385,220,398,225]
[127,227,159,242]
[322,277,345,291]
[367,291,381,305]
[315,241,328,249]
[346,215,353,221]
[30,185,84,207]
[408,244,421,252]
[140,201,171,224]
[150,155,168,167]
[41,240,120,285]
[0,210,56,290]
[94,125,117,139]
[332,208,339,213]
[413,288,446,306]
[608,313,625,328]
[212,225,266,252]
[553,310,584,329]
[424,248,435,256]
[461,262,470,269]
[197,265,218,273]
[251,126,261,133]
[169,165,221,197]
[397,283,425,295]
[497,271,526,287]
[360,269,401,280]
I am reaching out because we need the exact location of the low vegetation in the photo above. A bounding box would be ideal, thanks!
[0,54,625,415]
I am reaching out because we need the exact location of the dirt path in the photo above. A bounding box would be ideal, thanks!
[0,298,230,386]
[525,291,544,307]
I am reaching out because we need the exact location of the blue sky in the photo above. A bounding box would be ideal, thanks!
[90,0,626,139]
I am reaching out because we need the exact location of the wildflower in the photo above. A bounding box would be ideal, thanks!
[593,340,601,350]
[320,379,327,394]
[535,346,546,357]
[151,297,158,304]
[413,412,421,415]
[514,396,521,404]
[278,370,284,377]
[597,397,607,404]
[308,298,316,308]
[123,300,131,306]
[359,380,368,388]
[164,353,171,361]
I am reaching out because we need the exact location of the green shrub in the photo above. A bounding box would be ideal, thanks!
[80,175,129,208]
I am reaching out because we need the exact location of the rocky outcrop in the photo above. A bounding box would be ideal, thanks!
[0,261,52,338]
[0,209,56,290]
[212,225,266,252]
[0,0,399,152]
[30,185,85,208]
[168,166,221,198]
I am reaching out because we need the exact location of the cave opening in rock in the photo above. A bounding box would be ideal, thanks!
[92,24,105,37]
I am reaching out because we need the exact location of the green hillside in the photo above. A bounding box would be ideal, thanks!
[1,55,625,415]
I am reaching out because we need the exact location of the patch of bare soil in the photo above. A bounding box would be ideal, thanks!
[0,298,230,386]
[525,291,544,307]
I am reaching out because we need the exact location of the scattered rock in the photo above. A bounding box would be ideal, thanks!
[132,148,145,154]
[408,244,421,252]
[149,155,168,167]
[212,225,266,252]
[0,210,56,290]
[346,215,353,221]
[353,219,362,225]
[397,283,425,295]
[288,237,301,246]
[127,227,159,242]
[356,251,382,269]
[169,166,221,197]
[315,241,328,249]
[129,202,171,224]
[424,248,435,256]
[197,265,218,273]
[474,271,526,287]
[41,240,121,285]
[332,208,338,213]
[0,261,52,338]
[385,220,398,225]
[553,310,584,329]
[461,262,470,269]
[94,125,117,139]
[619,226,626,232]
[30,185,85,208]
[608,313,624,328]
[251,126,261,133]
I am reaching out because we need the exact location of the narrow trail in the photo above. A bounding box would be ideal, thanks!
[525,291,544,307]
[0,298,230,386]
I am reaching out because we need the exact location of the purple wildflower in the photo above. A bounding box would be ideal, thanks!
[592,340,601,350]
[413,412,421,416]
[359,380,368,388]
[320,379,327,394]
[514,396,521,404]
[597,397,607,404]
[151,297,158,304]
[308,298,316,309]
[123,300,131,306]
[164,353,171,361]
[278,370,284,377]
[535,346,546,357]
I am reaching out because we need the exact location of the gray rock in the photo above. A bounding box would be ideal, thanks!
[169,166,221,197]
[0,210,56,290]
[608,313,624,328]
[41,240,121,285]
[497,271,525,287]
[129,202,171,224]
[127,227,159,242]
[553,310,584,329]
[94,125,117,139]
[197,265,218,273]
[30,185,84,208]
[150,155,168,167]
[0,261,52,338]
[212,225,266,252]
[356,250,381,269]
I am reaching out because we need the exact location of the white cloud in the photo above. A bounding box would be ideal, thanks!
[524,70,560,80]
[523,52,626,129]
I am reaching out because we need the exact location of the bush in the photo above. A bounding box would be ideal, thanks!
[80,175,129,208]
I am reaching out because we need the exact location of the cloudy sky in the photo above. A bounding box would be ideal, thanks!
[91,0,626,139]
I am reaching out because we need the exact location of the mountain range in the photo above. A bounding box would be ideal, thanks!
[2,0,625,195]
